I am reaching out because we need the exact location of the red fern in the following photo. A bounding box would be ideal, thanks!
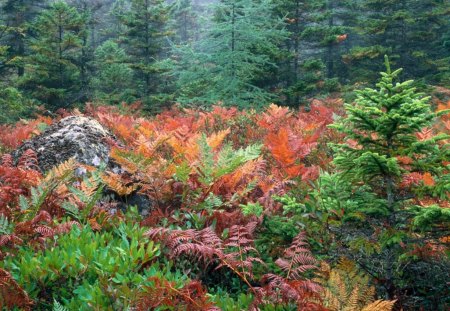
[255,232,323,310]
[147,222,267,302]
[0,268,34,310]
[0,153,42,213]
[136,277,219,311]
[275,232,318,280]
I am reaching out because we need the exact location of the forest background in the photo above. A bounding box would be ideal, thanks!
[1,0,450,122]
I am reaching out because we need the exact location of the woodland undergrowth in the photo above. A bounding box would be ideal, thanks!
[0,67,449,310]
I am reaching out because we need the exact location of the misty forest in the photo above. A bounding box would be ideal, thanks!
[0,0,449,310]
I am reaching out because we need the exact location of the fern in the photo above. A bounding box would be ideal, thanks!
[256,232,323,309]
[61,201,81,221]
[0,215,12,235]
[147,223,262,290]
[135,277,219,311]
[53,300,69,311]
[0,268,34,310]
[317,258,397,311]
[361,299,396,311]
[43,158,76,184]
[275,232,318,280]
[21,185,52,221]
[234,144,263,162]
[111,147,153,174]
[102,172,137,196]
[67,173,105,223]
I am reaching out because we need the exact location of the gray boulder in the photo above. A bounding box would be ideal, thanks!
[13,116,114,172]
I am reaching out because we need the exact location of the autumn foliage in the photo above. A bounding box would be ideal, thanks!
[0,94,448,310]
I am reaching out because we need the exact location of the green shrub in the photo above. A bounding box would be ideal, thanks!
[1,223,163,310]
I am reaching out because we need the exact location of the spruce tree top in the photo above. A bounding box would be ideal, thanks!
[331,56,436,183]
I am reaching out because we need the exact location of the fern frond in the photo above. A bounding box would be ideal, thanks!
[276,232,318,280]
[361,299,396,311]
[53,299,69,311]
[111,147,153,174]
[0,268,34,310]
[44,158,76,183]
[346,286,360,311]
[17,149,39,171]
[102,172,137,196]
[0,216,12,235]
[319,258,383,311]
[207,128,230,150]
[136,277,219,311]
[61,201,81,220]
[54,221,81,235]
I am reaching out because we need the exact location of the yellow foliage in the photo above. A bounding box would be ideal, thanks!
[318,258,394,311]
[207,128,230,150]
[44,158,77,183]
[361,300,396,311]
[102,172,137,196]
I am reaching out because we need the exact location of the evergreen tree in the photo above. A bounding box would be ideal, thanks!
[345,0,450,84]
[0,0,43,77]
[0,16,9,76]
[92,40,135,104]
[169,0,198,44]
[22,1,87,109]
[174,0,287,107]
[119,0,170,108]
[325,57,450,302]
[108,0,129,37]
[274,0,355,105]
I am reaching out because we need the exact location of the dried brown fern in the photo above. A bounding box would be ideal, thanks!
[275,232,318,280]
[318,258,394,311]
[135,277,219,311]
[361,299,396,311]
[147,222,262,293]
[256,232,323,310]
[0,268,34,310]
[102,172,137,196]
[43,158,77,184]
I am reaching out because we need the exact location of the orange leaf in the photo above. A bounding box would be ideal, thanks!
[422,172,435,186]
[207,128,230,150]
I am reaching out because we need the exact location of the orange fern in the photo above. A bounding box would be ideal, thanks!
[0,268,34,310]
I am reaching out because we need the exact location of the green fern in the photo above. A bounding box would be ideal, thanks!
[53,300,69,311]
[61,201,81,221]
[0,215,13,235]
[197,135,262,185]
[20,184,53,221]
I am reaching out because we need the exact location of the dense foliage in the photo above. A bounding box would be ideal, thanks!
[0,62,449,309]
[1,0,450,121]
[0,0,449,309]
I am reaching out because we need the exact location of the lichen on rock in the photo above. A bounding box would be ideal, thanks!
[13,116,115,172]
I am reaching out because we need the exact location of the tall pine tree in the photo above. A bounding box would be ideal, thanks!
[119,0,170,108]
[345,0,450,84]
[0,0,43,77]
[92,39,135,104]
[174,0,287,107]
[22,1,87,109]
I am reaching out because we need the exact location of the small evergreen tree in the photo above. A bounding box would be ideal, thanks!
[325,56,450,302]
